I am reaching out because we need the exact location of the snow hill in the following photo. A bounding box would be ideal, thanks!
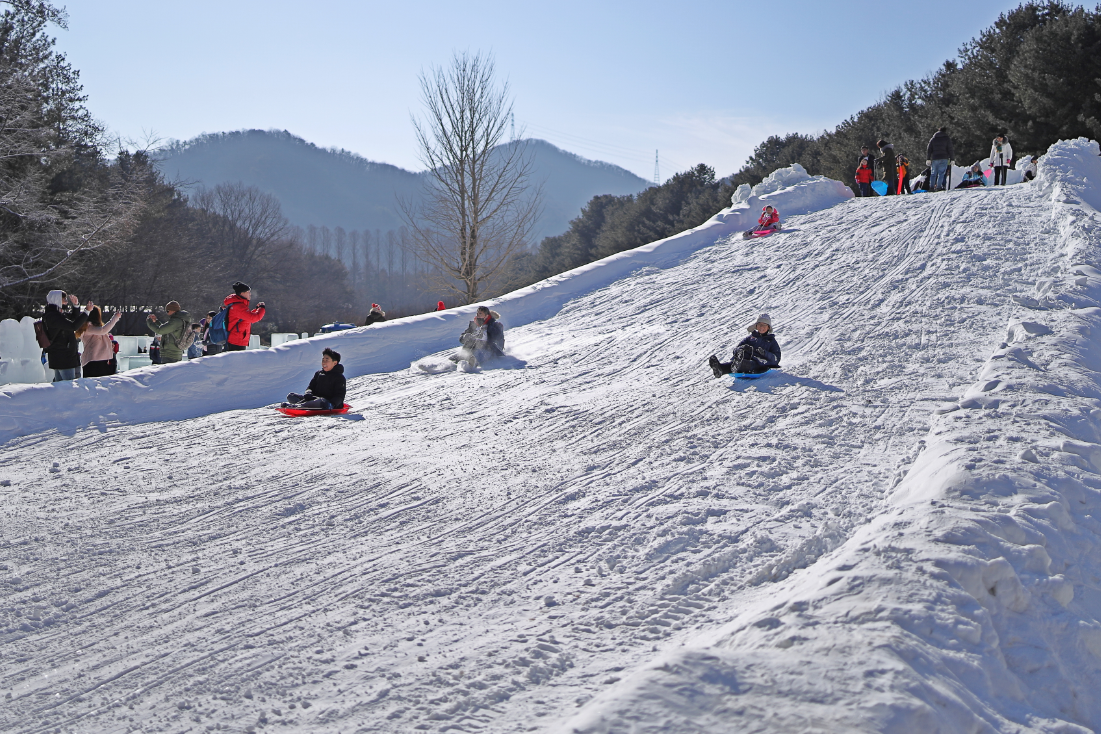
[3,140,1101,733]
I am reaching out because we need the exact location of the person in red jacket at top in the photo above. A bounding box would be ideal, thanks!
[222,281,266,352]
[854,160,874,197]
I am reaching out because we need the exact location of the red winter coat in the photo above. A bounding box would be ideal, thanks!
[758,208,780,227]
[223,294,266,347]
[854,164,874,184]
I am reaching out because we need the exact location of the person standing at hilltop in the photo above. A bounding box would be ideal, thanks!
[926,126,954,191]
[877,140,897,196]
[223,282,265,352]
[855,160,874,197]
[989,134,1013,186]
[896,153,911,195]
[857,145,876,174]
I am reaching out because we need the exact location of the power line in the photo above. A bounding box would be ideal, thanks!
[654,150,659,186]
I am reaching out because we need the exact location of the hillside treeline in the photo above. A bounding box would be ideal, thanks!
[731,0,1101,188]
[510,1,1100,292]
[0,1,395,333]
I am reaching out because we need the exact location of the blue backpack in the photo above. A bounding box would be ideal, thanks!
[206,306,231,345]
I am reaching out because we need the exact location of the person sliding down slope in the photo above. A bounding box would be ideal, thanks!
[709,313,781,377]
[449,306,504,366]
[282,348,346,410]
[743,206,780,239]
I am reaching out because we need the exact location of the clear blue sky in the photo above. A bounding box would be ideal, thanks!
[54,0,1023,181]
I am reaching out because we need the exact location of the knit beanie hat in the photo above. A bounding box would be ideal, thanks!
[232,281,250,296]
[165,300,181,312]
[747,313,772,333]
[46,290,64,308]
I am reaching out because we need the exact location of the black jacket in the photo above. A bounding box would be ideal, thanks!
[735,331,781,367]
[44,304,89,370]
[364,311,386,326]
[484,318,505,355]
[927,131,954,161]
[306,363,346,408]
[878,144,897,180]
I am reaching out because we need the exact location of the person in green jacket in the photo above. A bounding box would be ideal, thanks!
[146,300,192,363]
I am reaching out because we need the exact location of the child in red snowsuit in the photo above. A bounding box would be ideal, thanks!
[755,205,780,231]
[855,161,874,197]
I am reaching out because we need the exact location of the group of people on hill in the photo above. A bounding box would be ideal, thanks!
[855,127,1036,196]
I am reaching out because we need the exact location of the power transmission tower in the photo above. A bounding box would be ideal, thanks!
[654,150,659,185]
[511,113,515,142]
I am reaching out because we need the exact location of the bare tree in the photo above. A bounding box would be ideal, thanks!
[192,182,290,283]
[400,51,541,304]
[0,66,149,294]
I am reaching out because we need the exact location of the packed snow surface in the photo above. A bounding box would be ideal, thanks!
[3,142,1101,733]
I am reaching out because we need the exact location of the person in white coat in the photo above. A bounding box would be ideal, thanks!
[989,134,1013,186]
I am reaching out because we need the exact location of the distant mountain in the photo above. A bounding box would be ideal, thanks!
[155,130,651,243]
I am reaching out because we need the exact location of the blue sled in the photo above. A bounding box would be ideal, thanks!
[732,368,775,380]
[871,181,888,196]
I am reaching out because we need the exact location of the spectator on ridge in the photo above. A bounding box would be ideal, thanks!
[223,281,265,352]
[926,126,954,191]
[186,324,203,359]
[43,290,91,382]
[78,305,122,377]
[146,300,192,364]
[364,303,387,326]
[201,311,223,355]
[435,301,447,311]
[877,140,897,196]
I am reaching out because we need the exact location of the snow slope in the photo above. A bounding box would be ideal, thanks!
[3,142,1101,733]
[0,166,850,444]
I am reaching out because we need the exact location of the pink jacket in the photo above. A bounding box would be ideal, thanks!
[80,311,121,365]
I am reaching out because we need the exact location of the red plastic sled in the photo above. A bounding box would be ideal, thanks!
[742,228,781,239]
[276,403,351,417]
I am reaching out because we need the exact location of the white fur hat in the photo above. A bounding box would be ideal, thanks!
[747,312,772,333]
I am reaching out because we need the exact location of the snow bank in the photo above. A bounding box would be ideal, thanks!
[0,165,853,444]
[729,162,853,219]
[567,138,1101,733]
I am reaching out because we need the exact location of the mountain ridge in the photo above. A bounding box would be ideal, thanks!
[155,129,652,243]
